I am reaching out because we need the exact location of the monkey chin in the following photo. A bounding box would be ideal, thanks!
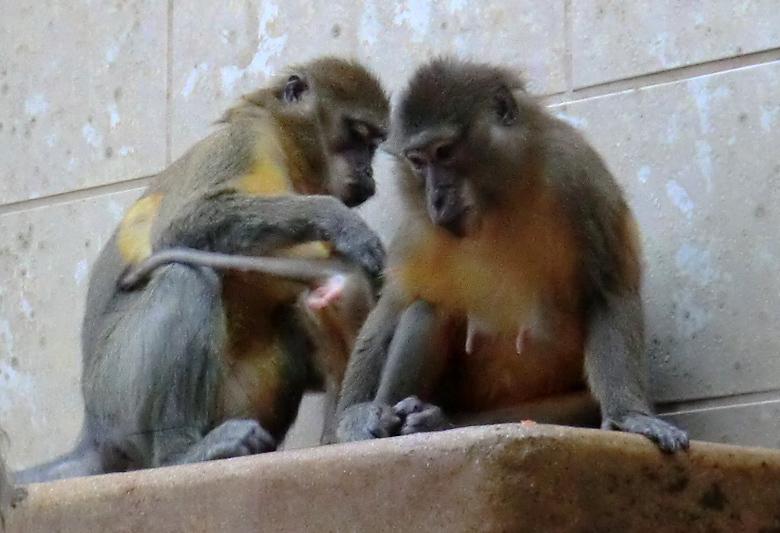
[440,207,481,239]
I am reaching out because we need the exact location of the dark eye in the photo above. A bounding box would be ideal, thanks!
[406,153,426,170]
[282,75,307,103]
[494,86,518,126]
[347,120,382,148]
[435,142,455,162]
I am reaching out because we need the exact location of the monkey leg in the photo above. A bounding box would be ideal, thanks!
[585,292,689,453]
[84,263,276,471]
[336,300,451,441]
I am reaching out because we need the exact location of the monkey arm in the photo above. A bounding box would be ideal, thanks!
[330,290,404,442]
[334,296,457,442]
[374,300,442,405]
[155,191,385,287]
[584,291,689,452]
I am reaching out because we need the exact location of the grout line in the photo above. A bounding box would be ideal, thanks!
[0,177,152,217]
[543,46,780,106]
[658,388,780,415]
[165,0,174,166]
[562,0,573,97]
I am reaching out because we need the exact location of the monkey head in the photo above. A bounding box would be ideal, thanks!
[388,58,542,237]
[245,58,389,208]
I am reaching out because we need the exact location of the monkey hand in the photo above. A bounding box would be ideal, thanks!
[325,208,385,291]
[336,402,402,442]
[393,396,454,435]
[602,412,689,453]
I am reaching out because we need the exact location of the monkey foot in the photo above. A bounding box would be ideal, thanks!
[199,419,277,461]
[603,412,690,453]
[393,396,454,435]
[336,403,402,442]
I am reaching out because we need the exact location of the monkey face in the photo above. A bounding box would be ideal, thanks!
[327,117,386,207]
[401,136,478,237]
[280,61,388,208]
[391,59,534,238]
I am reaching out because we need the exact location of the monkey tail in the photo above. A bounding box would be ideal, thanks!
[13,429,103,485]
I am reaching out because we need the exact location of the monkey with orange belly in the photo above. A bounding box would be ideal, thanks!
[15,57,389,483]
[334,58,689,452]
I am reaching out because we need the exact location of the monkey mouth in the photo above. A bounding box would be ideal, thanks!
[341,177,376,207]
[438,208,472,238]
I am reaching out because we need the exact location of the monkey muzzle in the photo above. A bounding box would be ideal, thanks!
[342,176,376,207]
[427,186,471,238]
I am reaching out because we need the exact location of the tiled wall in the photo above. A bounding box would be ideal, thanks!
[1,1,779,469]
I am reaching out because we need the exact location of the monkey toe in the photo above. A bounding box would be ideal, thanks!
[605,413,690,453]
[336,402,402,442]
[204,419,277,460]
[393,396,453,435]
[367,403,404,438]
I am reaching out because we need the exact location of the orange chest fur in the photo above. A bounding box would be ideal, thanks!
[390,191,581,335]
[390,191,587,411]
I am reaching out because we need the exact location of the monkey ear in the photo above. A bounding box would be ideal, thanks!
[282,75,308,103]
[494,86,518,126]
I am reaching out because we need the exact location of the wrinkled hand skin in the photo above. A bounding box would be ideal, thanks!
[198,419,277,462]
[331,212,385,290]
[603,412,689,453]
[393,396,454,435]
[336,396,453,442]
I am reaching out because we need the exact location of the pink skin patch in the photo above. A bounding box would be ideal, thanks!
[305,274,347,310]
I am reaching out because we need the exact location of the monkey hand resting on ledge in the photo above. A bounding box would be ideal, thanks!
[333,58,688,453]
[16,56,389,484]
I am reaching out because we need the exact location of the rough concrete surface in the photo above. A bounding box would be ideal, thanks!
[7,424,780,533]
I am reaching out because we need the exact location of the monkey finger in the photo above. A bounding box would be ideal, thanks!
[392,395,427,416]
[603,413,690,453]
[331,220,386,289]
[393,396,454,435]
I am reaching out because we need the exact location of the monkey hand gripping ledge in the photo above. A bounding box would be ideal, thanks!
[8,424,780,532]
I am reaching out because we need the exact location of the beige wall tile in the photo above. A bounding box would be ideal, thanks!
[573,0,780,88]
[0,189,142,469]
[170,0,361,157]
[353,0,565,95]
[0,1,167,205]
[554,62,780,403]
[170,0,565,158]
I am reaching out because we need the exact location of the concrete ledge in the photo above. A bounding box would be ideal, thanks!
[8,424,780,532]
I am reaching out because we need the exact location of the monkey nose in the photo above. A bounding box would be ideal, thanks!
[343,179,376,207]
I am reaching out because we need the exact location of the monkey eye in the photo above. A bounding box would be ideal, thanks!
[494,86,518,126]
[406,153,426,171]
[282,75,308,103]
[434,142,456,163]
[346,119,383,148]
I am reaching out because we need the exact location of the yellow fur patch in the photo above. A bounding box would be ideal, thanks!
[117,192,162,264]
[218,336,284,429]
[233,138,293,196]
[280,241,332,259]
